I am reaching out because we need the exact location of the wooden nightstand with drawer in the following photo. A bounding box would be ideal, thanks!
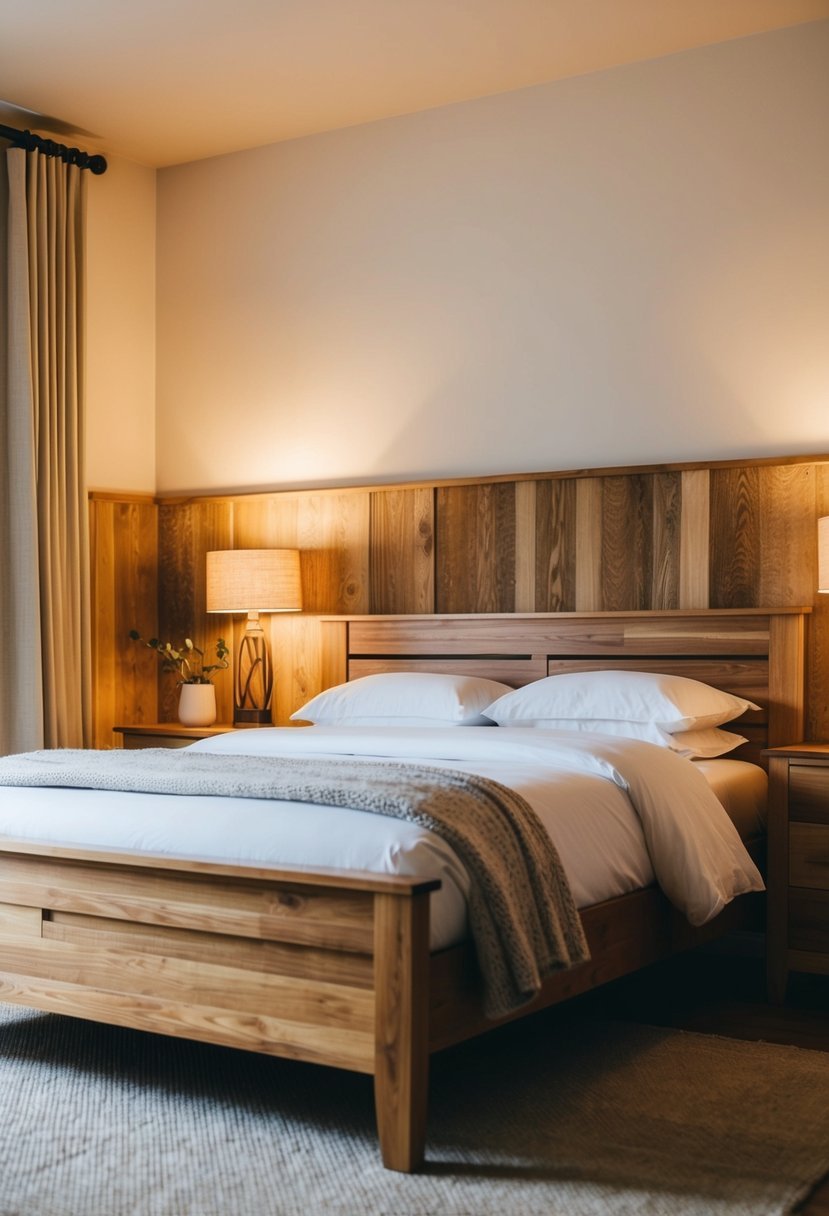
[765,743,829,1002]
[113,724,236,749]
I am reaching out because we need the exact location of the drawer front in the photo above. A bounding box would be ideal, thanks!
[790,822,829,890]
[122,734,194,750]
[789,890,829,954]
[789,764,829,825]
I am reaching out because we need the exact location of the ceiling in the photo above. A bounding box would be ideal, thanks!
[1,0,828,168]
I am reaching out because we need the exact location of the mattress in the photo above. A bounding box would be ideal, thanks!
[693,758,767,841]
[0,727,765,951]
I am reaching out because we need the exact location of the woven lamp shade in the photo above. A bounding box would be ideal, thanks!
[820,518,829,595]
[206,550,302,613]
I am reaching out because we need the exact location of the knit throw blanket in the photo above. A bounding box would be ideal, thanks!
[0,748,590,1019]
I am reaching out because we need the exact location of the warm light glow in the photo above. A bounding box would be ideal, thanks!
[819,518,829,595]
[206,549,302,612]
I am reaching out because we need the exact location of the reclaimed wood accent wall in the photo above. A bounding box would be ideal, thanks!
[88,457,829,746]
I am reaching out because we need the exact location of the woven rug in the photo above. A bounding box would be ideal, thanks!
[0,1001,826,1216]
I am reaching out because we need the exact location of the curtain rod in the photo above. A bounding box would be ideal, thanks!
[0,123,107,175]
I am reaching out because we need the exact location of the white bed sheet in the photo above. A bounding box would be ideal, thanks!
[0,727,764,952]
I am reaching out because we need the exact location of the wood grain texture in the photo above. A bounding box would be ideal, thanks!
[574,478,602,611]
[758,464,816,608]
[679,470,710,609]
[370,488,434,614]
[88,497,158,746]
[710,467,761,608]
[436,484,516,613]
[0,974,376,1072]
[89,452,828,731]
[601,475,654,611]
[514,481,536,613]
[789,823,829,891]
[535,478,576,612]
[809,463,829,742]
[44,910,375,989]
[652,472,681,610]
[157,500,234,724]
[373,890,430,1172]
[284,493,370,615]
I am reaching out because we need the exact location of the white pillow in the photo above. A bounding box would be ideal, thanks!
[497,716,746,758]
[484,670,759,733]
[291,672,514,726]
[670,728,748,758]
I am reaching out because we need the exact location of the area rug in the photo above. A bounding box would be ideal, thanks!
[0,1001,826,1216]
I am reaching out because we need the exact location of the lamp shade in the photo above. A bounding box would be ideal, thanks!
[206,549,302,613]
[820,518,829,595]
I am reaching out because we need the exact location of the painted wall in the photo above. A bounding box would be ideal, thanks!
[86,152,156,493]
[155,21,829,496]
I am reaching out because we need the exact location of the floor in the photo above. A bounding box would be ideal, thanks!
[575,950,829,1214]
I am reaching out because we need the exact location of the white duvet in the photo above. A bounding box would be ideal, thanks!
[0,726,763,950]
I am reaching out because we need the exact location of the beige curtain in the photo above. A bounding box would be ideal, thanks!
[0,146,91,754]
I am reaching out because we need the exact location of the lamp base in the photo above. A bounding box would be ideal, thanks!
[233,707,273,726]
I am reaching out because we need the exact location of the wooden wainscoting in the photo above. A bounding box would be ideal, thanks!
[89,454,829,742]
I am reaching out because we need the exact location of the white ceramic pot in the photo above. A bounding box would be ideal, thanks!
[178,683,217,727]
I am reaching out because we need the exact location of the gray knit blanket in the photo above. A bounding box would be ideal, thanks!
[0,748,590,1018]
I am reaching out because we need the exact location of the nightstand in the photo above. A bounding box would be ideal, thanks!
[765,743,829,1002]
[113,724,237,749]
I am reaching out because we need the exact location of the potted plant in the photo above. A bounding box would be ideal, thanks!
[129,632,230,727]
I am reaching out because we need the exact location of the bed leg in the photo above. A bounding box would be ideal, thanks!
[373,889,431,1172]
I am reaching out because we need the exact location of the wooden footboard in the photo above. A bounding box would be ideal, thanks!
[0,840,438,1172]
[0,836,762,1173]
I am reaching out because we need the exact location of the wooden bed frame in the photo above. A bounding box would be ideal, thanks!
[0,609,808,1171]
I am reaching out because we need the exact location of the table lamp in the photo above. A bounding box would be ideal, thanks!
[206,549,302,724]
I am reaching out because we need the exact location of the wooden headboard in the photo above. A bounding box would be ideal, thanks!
[319,609,809,766]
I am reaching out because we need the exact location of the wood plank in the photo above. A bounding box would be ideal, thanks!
[43,911,375,988]
[0,856,376,952]
[809,463,829,743]
[436,484,516,613]
[652,472,681,610]
[600,474,653,610]
[344,612,779,658]
[370,489,434,615]
[768,613,806,746]
[0,975,375,1073]
[545,658,769,707]
[0,904,42,938]
[0,936,375,1031]
[296,493,371,615]
[535,479,576,612]
[709,467,761,608]
[88,497,116,747]
[157,500,234,724]
[231,491,370,722]
[514,481,536,613]
[89,499,159,745]
[789,823,829,890]
[574,478,602,610]
[0,842,441,895]
[679,469,709,609]
[269,614,325,726]
[766,755,790,1002]
[374,890,430,1172]
[758,464,816,608]
[789,889,829,954]
[789,763,829,825]
[320,619,348,691]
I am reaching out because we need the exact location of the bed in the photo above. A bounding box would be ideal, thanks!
[0,609,808,1171]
